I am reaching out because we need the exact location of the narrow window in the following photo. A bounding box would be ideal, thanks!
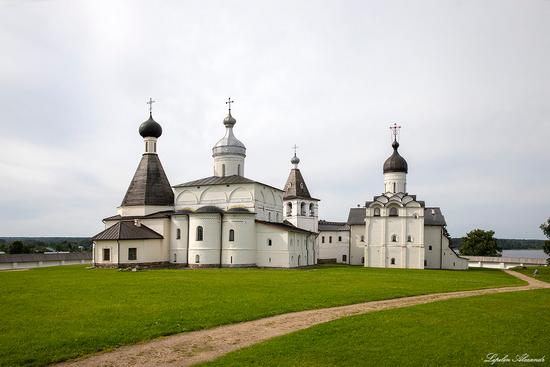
[361,257,365,264]
[374,208,381,217]
[195,254,200,263]
[230,256,233,264]
[128,248,137,261]
[196,226,203,241]
[237,164,241,176]
[176,228,181,240]
[222,164,226,177]
[391,234,397,242]
[174,253,177,262]
[276,213,279,221]
[103,248,110,261]
[322,236,325,244]
[329,236,332,243]
[338,236,342,242]
[229,229,235,242]
[268,212,271,221]
[361,235,365,242]
[286,202,292,216]
[391,258,395,265]
[309,203,315,216]
[342,254,347,262]
[429,245,433,251]
[300,202,306,216]
[269,257,271,263]
[267,239,272,246]
[393,182,396,193]
[153,142,156,152]
[424,260,427,266]
[407,235,412,242]
[389,207,398,217]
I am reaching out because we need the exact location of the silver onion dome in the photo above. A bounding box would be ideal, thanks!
[212,111,246,157]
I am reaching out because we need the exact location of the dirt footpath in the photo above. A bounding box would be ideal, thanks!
[56,270,548,367]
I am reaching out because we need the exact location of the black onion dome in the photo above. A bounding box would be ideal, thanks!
[383,141,408,173]
[139,114,163,138]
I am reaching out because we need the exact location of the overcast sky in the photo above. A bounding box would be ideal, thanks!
[0,0,548,239]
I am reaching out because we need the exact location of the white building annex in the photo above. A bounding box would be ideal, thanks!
[92,100,319,268]
[318,124,468,270]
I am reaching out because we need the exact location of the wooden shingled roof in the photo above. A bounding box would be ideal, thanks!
[121,154,174,207]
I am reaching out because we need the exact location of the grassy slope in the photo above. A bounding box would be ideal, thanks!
[0,265,523,366]
[205,289,550,367]
[513,266,550,283]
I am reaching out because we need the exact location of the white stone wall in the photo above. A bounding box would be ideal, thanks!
[188,213,222,266]
[255,222,290,267]
[174,183,283,223]
[170,215,189,264]
[213,154,245,177]
[383,172,407,194]
[318,230,349,263]
[117,205,174,217]
[363,203,425,269]
[221,213,256,266]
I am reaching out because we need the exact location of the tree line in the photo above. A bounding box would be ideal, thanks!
[455,217,550,261]
[0,238,92,254]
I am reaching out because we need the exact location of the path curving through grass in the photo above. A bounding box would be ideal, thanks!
[56,270,547,367]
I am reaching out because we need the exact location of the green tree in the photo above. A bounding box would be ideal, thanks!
[460,229,501,257]
[540,218,550,263]
[7,241,31,254]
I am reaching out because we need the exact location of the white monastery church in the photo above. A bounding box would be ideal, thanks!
[317,124,467,270]
[92,100,319,268]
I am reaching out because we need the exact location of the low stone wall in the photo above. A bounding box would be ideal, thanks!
[0,253,92,270]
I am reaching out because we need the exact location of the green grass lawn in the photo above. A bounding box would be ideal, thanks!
[0,265,523,366]
[512,266,550,283]
[205,289,550,367]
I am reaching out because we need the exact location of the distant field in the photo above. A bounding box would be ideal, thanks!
[0,265,524,366]
[205,289,550,367]
[513,266,550,283]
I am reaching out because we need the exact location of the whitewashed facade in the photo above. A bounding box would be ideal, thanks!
[92,107,319,268]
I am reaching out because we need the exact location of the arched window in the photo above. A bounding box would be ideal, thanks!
[393,182,396,193]
[300,202,306,216]
[360,235,365,242]
[391,258,395,265]
[407,235,412,242]
[173,253,177,262]
[338,236,342,242]
[361,257,365,264]
[230,256,233,264]
[286,202,292,216]
[374,208,381,217]
[176,228,181,240]
[276,212,279,221]
[268,212,271,221]
[195,254,200,263]
[222,164,226,177]
[229,229,235,242]
[321,236,325,243]
[329,236,332,243]
[237,164,241,176]
[429,245,433,251]
[196,226,203,241]
[389,207,398,217]
[267,239,272,246]
[309,203,315,216]
[391,234,397,242]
